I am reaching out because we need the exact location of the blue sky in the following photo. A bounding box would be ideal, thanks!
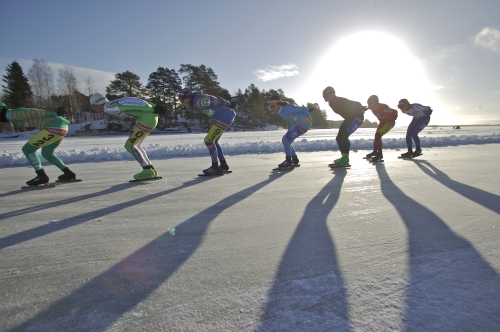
[1,0,499,125]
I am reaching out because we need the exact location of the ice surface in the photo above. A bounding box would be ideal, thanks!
[0,127,499,331]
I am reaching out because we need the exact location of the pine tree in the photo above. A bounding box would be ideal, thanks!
[307,102,328,128]
[178,64,223,96]
[244,84,266,127]
[1,61,33,108]
[106,71,149,98]
[147,67,182,125]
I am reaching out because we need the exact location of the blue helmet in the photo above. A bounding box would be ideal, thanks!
[178,88,196,100]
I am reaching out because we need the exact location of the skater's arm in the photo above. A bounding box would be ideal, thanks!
[7,108,58,122]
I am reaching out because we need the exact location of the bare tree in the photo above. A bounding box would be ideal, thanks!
[83,75,95,97]
[27,59,54,108]
[58,65,80,113]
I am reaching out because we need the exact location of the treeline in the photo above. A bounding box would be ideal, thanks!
[1,59,378,129]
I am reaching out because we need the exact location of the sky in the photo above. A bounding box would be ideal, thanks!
[1,0,499,125]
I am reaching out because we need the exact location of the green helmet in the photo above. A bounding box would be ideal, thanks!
[0,101,6,107]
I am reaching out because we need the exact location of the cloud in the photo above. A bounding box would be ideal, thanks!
[474,27,500,53]
[431,44,466,60]
[254,63,299,82]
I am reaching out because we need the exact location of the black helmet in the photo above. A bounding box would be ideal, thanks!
[398,98,410,109]
[367,95,379,104]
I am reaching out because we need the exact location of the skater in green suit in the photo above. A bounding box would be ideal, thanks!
[90,93,167,180]
[0,101,77,186]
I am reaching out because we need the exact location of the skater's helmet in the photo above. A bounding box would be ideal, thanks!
[268,95,281,102]
[322,86,335,96]
[267,95,281,108]
[397,98,410,110]
[90,93,109,106]
[178,88,195,101]
[367,95,379,104]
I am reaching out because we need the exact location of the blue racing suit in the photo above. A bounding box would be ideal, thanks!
[402,103,432,150]
[276,104,311,157]
[191,93,236,163]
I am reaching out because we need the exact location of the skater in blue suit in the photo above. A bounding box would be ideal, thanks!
[178,88,236,175]
[267,95,311,168]
[397,98,433,158]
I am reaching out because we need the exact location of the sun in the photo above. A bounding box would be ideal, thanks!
[297,31,437,122]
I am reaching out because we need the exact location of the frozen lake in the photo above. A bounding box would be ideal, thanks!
[0,144,499,331]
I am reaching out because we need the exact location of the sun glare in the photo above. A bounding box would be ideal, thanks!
[298,32,437,122]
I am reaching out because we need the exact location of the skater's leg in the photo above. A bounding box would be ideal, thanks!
[214,138,225,161]
[125,115,158,179]
[405,119,418,150]
[409,116,430,150]
[374,132,382,153]
[204,120,230,164]
[125,115,158,167]
[375,121,394,153]
[41,138,67,170]
[336,117,363,154]
[282,125,307,156]
[22,128,66,171]
[22,143,43,171]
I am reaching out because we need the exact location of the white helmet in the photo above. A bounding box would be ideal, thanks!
[90,93,109,105]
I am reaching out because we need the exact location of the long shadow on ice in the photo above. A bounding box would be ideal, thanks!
[0,183,132,221]
[413,160,500,214]
[375,165,500,331]
[0,183,139,250]
[0,180,192,250]
[257,170,351,331]
[9,173,286,332]
[0,189,29,198]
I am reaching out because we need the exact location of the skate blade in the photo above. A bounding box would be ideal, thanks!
[21,184,56,189]
[198,173,224,176]
[129,176,163,182]
[398,153,422,159]
[272,166,295,171]
[56,179,83,183]
[329,164,351,168]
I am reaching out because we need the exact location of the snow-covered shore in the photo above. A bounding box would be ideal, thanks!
[1,126,499,167]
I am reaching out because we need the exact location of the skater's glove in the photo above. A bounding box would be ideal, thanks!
[230,97,238,109]
[0,106,8,122]
[153,105,167,115]
[56,106,67,116]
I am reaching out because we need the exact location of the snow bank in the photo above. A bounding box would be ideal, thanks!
[1,129,499,167]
